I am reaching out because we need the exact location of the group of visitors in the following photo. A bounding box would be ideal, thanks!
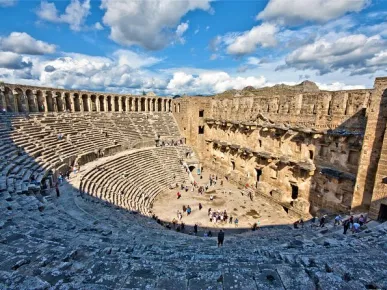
[159,138,185,147]
[208,208,238,226]
[297,214,367,235]
[342,215,366,234]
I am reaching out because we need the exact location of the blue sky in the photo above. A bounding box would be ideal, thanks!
[0,0,386,95]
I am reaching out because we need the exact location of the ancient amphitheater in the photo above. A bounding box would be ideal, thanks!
[0,79,387,289]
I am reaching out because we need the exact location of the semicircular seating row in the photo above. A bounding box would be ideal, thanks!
[0,112,181,196]
[80,147,191,215]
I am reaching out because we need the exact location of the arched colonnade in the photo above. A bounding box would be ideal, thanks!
[0,85,172,113]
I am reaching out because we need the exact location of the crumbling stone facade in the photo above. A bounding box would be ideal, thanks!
[173,78,387,220]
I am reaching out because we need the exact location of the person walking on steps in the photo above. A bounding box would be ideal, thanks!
[218,230,225,247]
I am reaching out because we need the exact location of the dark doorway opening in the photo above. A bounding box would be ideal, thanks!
[378,204,387,222]
[188,166,195,172]
[255,168,262,187]
[291,184,299,200]
[309,150,314,159]
[198,126,204,134]
[231,161,235,171]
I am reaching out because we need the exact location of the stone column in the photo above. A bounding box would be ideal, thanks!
[137,98,141,112]
[88,95,91,111]
[131,99,135,111]
[70,95,75,112]
[166,99,170,112]
[0,90,6,110]
[44,93,49,113]
[126,97,130,112]
[96,97,100,112]
[104,96,108,112]
[79,97,84,112]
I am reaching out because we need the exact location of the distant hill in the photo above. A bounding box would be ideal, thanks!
[217,80,320,98]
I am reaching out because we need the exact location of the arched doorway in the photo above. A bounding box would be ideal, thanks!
[64,93,71,111]
[99,96,105,112]
[56,92,63,112]
[141,98,146,111]
[25,89,35,112]
[4,87,14,112]
[14,88,26,112]
[134,98,139,112]
[122,97,126,112]
[90,95,97,111]
[168,100,172,112]
[128,97,133,111]
[107,96,112,111]
[147,99,151,111]
[37,90,45,112]
[46,91,54,112]
[255,168,262,187]
[152,99,156,111]
[114,96,119,111]
[82,94,89,112]
[73,93,81,112]
[158,99,162,111]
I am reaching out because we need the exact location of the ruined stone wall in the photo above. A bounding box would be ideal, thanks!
[0,83,172,113]
[210,90,370,130]
[172,84,387,218]
[172,97,211,160]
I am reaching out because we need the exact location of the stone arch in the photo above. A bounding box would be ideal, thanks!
[177,103,180,113]
[107,96,112,111]
[36,90,45,112]
[134,98,139,112]
[152,99,156,112]
[141,97,146,111]
[128,97,133,111]
[73,93,81,112]
[55,92,63,112]
[90,95,97,111]
[25,89,36,112]
[168,100,172,112]
[99,95,105,111]
[4,87,14,112]
[114,96,119,112]
[46,91,54,112]
[64,93,71,111]
[14,88,26,112]
[82,94,89,112]
[158,98,162,111]
[121,96,126,112]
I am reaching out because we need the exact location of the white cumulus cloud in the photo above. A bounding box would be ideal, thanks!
[226,23,278,55]
[257,0,370,25]
[278,33,386,75]
[0,32,56,55]
[100,0,212,50]
[36,0,91,31]
[167,71,267,95]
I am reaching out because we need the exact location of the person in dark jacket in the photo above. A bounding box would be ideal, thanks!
[218,230,225,247]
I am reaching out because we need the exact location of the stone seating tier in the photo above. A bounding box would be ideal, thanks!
[80,147,189,215]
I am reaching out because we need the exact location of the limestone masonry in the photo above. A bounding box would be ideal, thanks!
[0,79,386,289]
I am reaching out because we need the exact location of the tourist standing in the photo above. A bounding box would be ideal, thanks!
[218,230,225,247]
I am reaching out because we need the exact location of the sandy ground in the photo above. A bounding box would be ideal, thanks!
[152,169,295,230]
